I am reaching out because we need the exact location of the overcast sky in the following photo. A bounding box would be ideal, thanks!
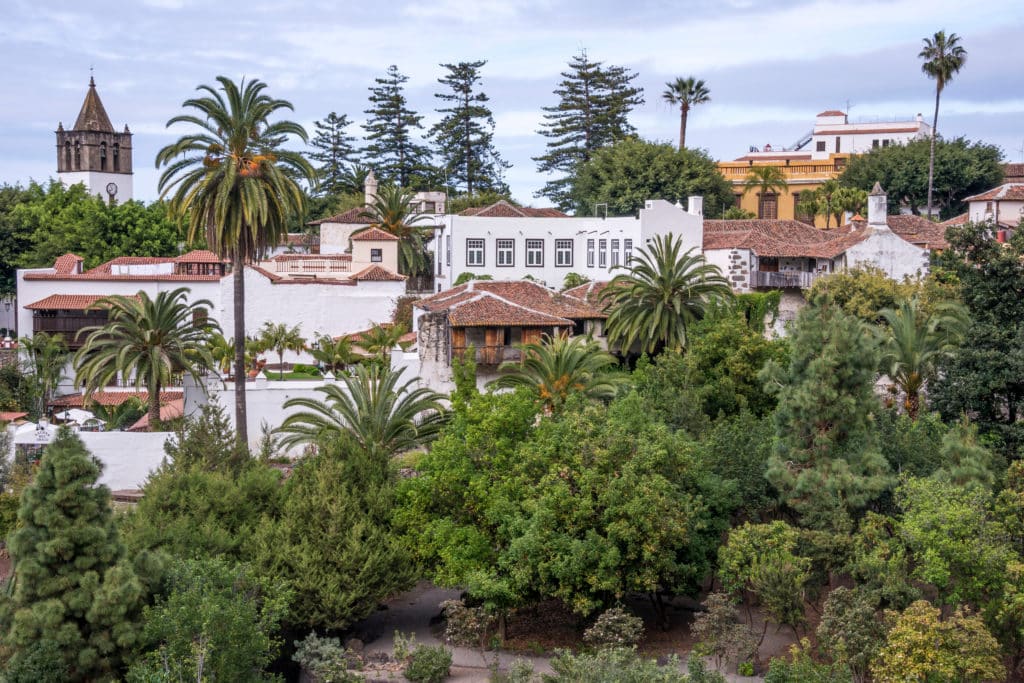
[3,0,1022,205]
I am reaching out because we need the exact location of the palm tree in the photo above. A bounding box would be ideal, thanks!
[310,335,359,375]
[359,183,432,276]
[919,31,967,219]
[74,288,220,430]
[742,166,789,219]
[662,77,711,151]
[156,76,314,446]
[276,364,446,458]
[358,323,411,366]
[18,332,69,418]
[256,322,306,380]
[208,332,234,375]
[602,234,732,355]
[488,334,624,414]
[878,298,969,419]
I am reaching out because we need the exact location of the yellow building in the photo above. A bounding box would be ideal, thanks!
[716,110,931,228]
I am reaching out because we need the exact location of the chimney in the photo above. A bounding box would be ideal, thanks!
[687,196,703,217]
[868,182,888,231]
[916,113,923,123]
[364,169,378,207]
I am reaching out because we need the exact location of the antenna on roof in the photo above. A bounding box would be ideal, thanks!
[1017,139,1024,163]
[594,203,608,220]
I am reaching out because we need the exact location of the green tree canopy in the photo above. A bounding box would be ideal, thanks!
[568,137,733,217]
[309,111,360,197]
[363,65,434,188]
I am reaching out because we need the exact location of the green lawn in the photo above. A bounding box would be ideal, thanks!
[262,369,323,381]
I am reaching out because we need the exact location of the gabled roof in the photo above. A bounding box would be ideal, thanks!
[127,398,184,432]
[175,249,225,263]
[24,252,225,282]
[703,219,872,259]
[817,109,846,117]
[1004,163,1024,183]
[885,215,950,250]
[307,207,373,225]
[351,227,399,242]
[73,78,115,132]
[416,280,606,327]
[53,253,84,274]
[940,213,969,227]
[351,264,406,282]
[964,183,1024,202]
[51,389,183,408]
[562,281,610,304]
[459,200,568,218]
[25,293,137,310]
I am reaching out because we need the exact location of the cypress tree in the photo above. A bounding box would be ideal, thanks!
[309,112,360,197]
[429,60,509,196]
[533,49,644,210]
[363,65,433,188]
[0,429,156,680]
[761,299,893,531]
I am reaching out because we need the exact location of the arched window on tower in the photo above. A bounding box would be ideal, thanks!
[74,141,81,170]
[112,143,120,172]
[99,142,107,171]
[64,142,71,170]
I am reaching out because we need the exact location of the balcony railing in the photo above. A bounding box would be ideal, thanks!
[274,259,351,274]
[752,270,821,289]
[33,314,107,348]
[453,344,522,366]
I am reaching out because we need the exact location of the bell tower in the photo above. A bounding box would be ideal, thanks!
[56,77,133,203]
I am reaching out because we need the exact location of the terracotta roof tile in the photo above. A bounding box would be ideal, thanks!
[703,219,872,259]
[940,213,969,227]
[817,110,846,117]
[351,227,400,242]
[351,264,406,281]
[175,249,225,263]
[0,412,28,422]
[885,215,949,250]
[53,253,84,274]
[51,389,183,408]
[416,280,605,327]
[25,293,137,310]
[459,200,568,218]
[307,207,373,225]
[964,183,1024,202]
[1004,163,1024,183]
[563,281,610,304]
[126,398,184,431]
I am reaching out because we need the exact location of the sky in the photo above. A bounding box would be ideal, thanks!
[2,0,1023,206]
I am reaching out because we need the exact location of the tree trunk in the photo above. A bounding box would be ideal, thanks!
[232,252,248,446]
[927,87,941,219]
[148,378,161,432]
[279,350,285,380]
[906,391,921,421]
[679,107,688,151]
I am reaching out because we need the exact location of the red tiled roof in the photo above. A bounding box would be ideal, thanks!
[563,281,610,304]
[25,293,138,310]
[459,200,568,218]
[126,398,184,431]
[416,280,605,327]
[964,183,1024,202]
[940,213,969,227]
[1004,163,1024,183]
[351,264,406,281]
[25,252,225,282]
[53,253,84,274]
[51,389,183,408]
[0,412,28,422]
[176,249,225,263]
[885,215,950,250]
[351,227,400,242]
[307,207,373,225]
[703,219,872,259]
[817,110,846,117]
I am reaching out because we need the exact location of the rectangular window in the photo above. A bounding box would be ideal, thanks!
[611,239,620,267]
[598,239,607,268]
[466,239,485,267]
[526,239,543,267]
[734,193,743,208]
[758,193,778,220]
[370,248,383,263]
[446,235,451,267]
[624,239,633,264]
[835,136,841,153]
[882,139,891,148]
[816,140,826,152]
[586,239,595,268]
[555,239,573,267]
[496,239,514,267]
[872,139,880,148]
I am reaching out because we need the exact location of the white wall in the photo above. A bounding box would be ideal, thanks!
[82,431,171,490]
[843,228,929,282]
[969,199,1024,226]
[320,222,370,254]
[59,171,133,203]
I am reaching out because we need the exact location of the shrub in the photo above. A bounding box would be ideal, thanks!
[764,640,852,683]
[441,598,495,649]
[583,606,644,650]
[293,632,362,683]
[403,644,453,683]
[543,647,692,682]
[689,592,756,672]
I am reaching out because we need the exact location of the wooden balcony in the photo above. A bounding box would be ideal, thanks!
[33,313,107,348]
[453,344,522,366]
[752,270,821,289]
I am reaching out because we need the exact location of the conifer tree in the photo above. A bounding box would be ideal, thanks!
[429,60,509,196]
[761,299,893,531]
[363,65,433,188]
[0,429,157,679]
[309,112,360,197]
[533,49,644,210]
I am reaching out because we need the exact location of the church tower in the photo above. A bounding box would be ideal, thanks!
[56,77,133,203]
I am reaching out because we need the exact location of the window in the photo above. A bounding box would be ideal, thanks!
[598,239,607,268]
[496,239,514,267]
[882,139,891,148]
[370,248,383,262]
[587,239,595,268]
[99,142,107,170]
[734,193,743,208]
[835,136,841,153]
[872,139,880,149]
[112,143,120,171]
[64,141,71,169]
[816,140,826,152]
[611,239,620,267]
[555,239,573,267]
[466,239,485,267]
[446,235,451,266]
[758,193,778,220]
[526,239,543,267]
[74,141,81,170]
[624,239,633,264]
[423,201,436,214]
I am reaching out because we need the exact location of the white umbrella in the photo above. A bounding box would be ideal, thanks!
[55,408,97,424]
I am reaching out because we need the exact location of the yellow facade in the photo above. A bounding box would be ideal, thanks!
[716,154,852,228]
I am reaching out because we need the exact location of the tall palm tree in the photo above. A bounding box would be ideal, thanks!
[878,298,969,419]
[208,332,234,375]
[919,31,967,219]
[276,364,446,458]
[359,183,432,276]
[256,322,306,380]
[488,334,624,414]
[74,288,220,429]
[18,332,69,418]
[358,323,412,366]
[310,335,359,375]
[156,76,314,446]
[602,234,732,355]
[742,166,789,219]
[662,77,711,151]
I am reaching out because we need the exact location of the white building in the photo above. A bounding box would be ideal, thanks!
[56,78,133,203]
[964,183,1024,236]
[433,198,705,291]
